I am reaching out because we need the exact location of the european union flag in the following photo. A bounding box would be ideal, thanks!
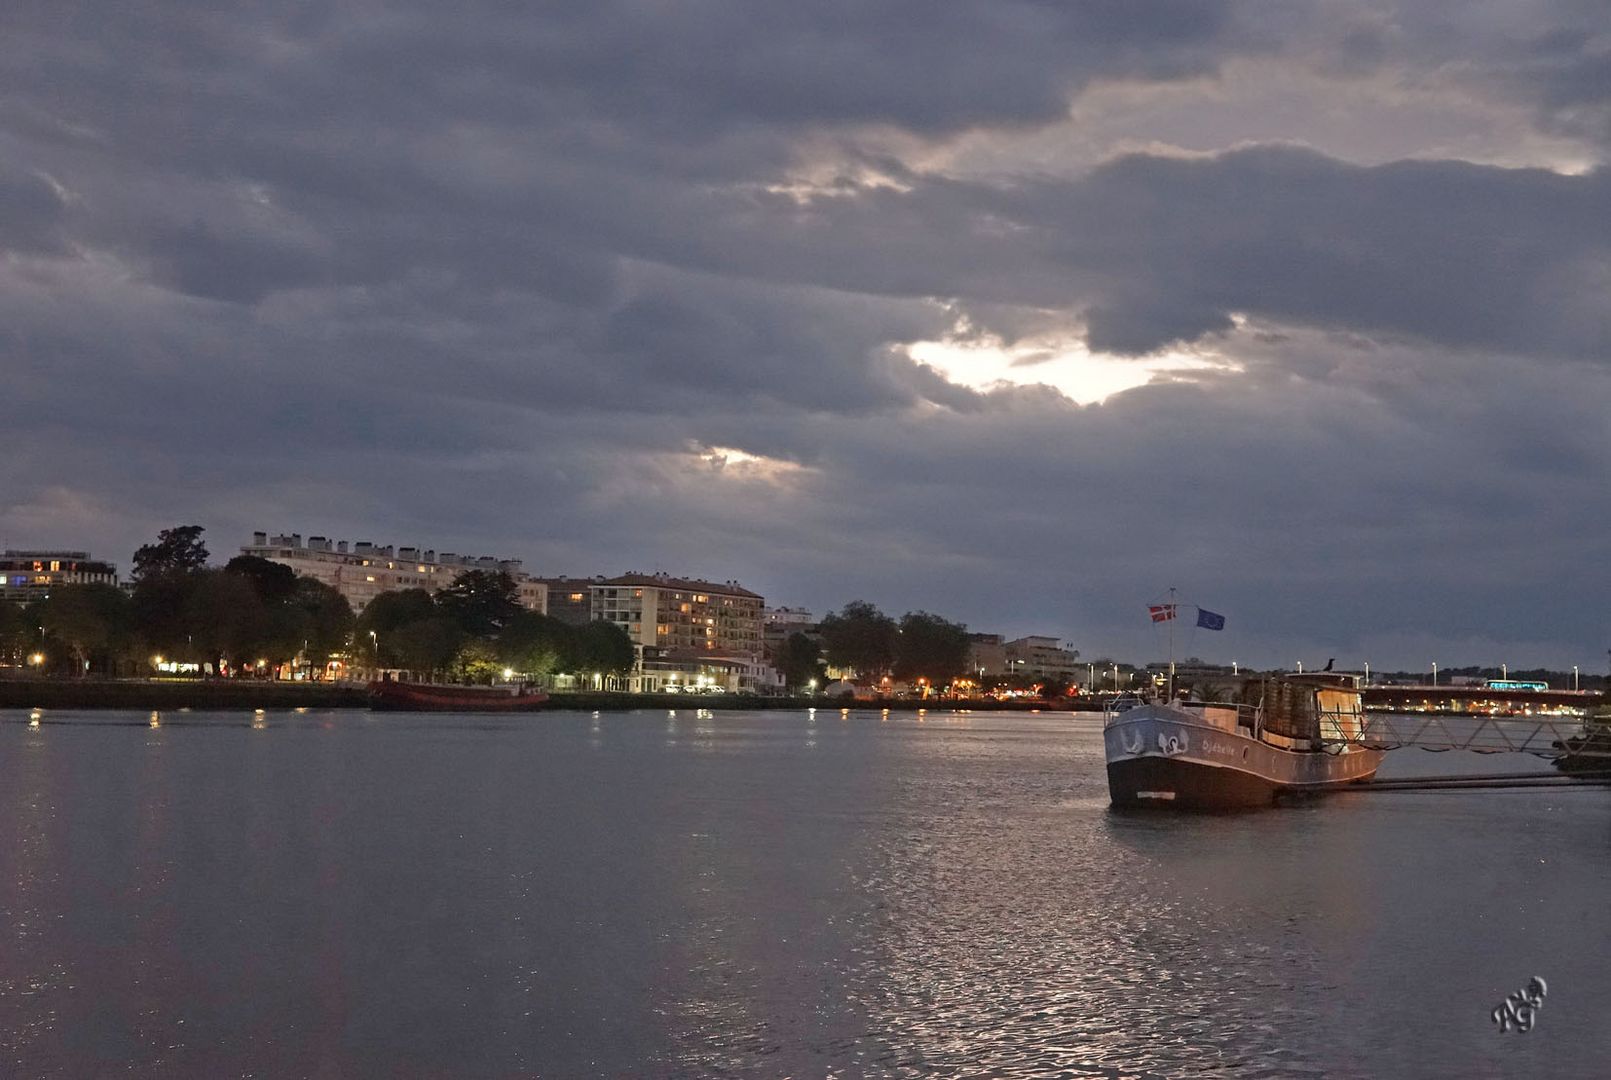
[1196,608,1225,631]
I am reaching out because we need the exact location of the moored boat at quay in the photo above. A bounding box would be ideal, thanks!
[1104,672,1383,810]
[368,679,549,712]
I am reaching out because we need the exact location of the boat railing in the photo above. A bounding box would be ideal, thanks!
[1103,697,1264,732]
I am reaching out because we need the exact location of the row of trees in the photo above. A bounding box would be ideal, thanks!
[775,600,1071,697]
[766,600,977,691]
[0,526,357,677]
[356,570,634,683]
[815,601,972,683]
[2,525,637,684]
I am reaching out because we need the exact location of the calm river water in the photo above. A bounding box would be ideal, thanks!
[2,707,1607,1078]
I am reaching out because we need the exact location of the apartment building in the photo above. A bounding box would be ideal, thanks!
[243,532,546,613]
[1004,635,1082,680]
[591,572,766,690]
[1,550,119,604]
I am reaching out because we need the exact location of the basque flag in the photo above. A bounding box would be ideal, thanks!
[1196,608,1226,631]
[1148,604,1177,623]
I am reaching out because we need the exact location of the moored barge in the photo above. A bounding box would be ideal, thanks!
[1104,673,1383,810]
[368,679,549,712]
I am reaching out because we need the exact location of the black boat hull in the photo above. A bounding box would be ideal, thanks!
[1105,705,1382,811]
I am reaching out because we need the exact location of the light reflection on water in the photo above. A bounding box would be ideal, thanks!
[0,708,1607,1077]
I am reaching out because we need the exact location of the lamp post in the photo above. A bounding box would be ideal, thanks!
[369,630,379,675]
[1364,661,1370,686]
[1573,665,1579,691]
[1431,662,1438,686]
[1232,660,1239,675]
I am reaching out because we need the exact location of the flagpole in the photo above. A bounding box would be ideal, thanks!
[1167,586,1176,702]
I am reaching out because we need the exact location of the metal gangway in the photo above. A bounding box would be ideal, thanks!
[1319,710,1608,760]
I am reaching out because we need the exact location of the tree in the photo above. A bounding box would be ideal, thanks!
[131,525,209,582]
[289,579,354,672]
[776,632,827,691]
[818,601,897,678]
[389,617,464,678]
[0,601,27,666]
[454,639,503,684]
[498,611,570,680]
[436,570,522,638]
[892,610,970,684]
[357,589,438,637]
[36,584,134,676]
[224,554,300,605]
[1038,676,1068,700]
[567,620,635,677]
[182,570,270,674]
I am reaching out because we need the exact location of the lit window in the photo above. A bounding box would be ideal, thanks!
[50,561,60,572]
[570,592,584,602]
[366,575,376,583]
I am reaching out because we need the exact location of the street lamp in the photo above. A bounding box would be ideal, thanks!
[1364,661,1370,686]
[1431,662,1438,686]
[1573,665,1579,691]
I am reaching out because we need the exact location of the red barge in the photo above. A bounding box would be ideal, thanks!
[368,679,549,712]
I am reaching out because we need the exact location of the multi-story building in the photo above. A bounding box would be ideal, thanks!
[591,572,765,691]
[1,550,119,604]
[242,532,546,613]
[1004,635,1081,681]
[966,633,1007,677]
[761,606,817,660]
[529,577,598,626]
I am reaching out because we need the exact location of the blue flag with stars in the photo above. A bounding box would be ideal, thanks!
[1196,608,1225,631]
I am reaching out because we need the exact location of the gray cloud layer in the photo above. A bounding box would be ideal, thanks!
[3,1,1609,667]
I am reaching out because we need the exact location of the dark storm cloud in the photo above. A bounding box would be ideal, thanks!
[3,1,1610,666]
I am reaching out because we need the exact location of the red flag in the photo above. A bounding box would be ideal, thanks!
[1148,604,1177,623]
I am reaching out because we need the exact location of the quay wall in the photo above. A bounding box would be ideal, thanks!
[0,677,1106,714]
[0,678,365,711]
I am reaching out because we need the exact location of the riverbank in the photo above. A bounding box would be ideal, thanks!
[0,677,1104,714]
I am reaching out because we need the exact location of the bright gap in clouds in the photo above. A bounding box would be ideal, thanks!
[907,334,1233,404]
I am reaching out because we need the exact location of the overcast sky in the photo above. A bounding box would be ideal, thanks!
[4,2,1609,670]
